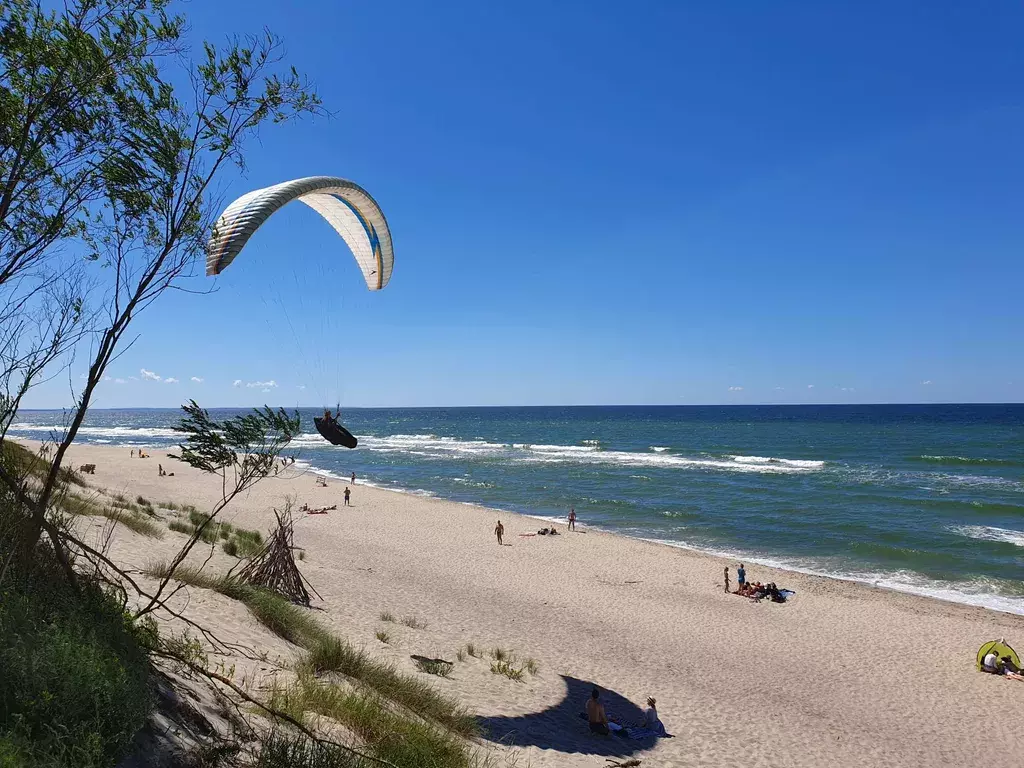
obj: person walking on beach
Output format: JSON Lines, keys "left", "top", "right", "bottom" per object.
{"left": 495, "top": 519, "right": 504, "bottom": 545}
{"left": 737, "top": 563, "right": 746, "bottom": 589}
{"left": 351, "top": 471, "right": 356, "bottom": 484}
{"left": 130, "top": 449, "right": 135, "bottom": 458}
{"left": 568, "top": 507, "right": 576, "bottom": 531}
{"left": 724, "top": 566, "right": 730, "bottom": 593}
{"left": 343, "top": 486, "right": 351, "bottom": 506}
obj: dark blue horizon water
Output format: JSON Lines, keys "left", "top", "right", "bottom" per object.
{"left": 9, "top": 404, "right": 1024, "bottom": 613}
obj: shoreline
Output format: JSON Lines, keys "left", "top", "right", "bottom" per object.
{"left": 14, "top": 438, "right": 1024, "bottom": 767}
{"left": 17, "top": 437, "right": 1024, "bottom": 617}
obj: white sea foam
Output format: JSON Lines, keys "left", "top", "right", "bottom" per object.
{"left": 948, "top": 525, "right": 1024, "bottom": 548}
{"left": 8, "top": 423, "right": 180, "bottom": 439}
{"left": 729, "top": 455, "right": 826, "bottom": 469}
{"left": 650, "top": 446, "right": 671, "bottom": 452}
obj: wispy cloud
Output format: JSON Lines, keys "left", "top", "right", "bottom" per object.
{"left": 190, "top": 376, "right": 203, "bottom": 383}
{"left": 140, "top": 368, "right": 161, "bottom": 381}
{"left": 114, "top": 378, "right": 127, "bottom": 384}
{"left": 807, "top": 384, "right": 815, "bottom": 389}
{"left": 922, "top": 380, "right": 933, "bottom": 385}
{"left": 840, "top": 387, "right": 855, "bottom": 392}
{"left": 246, "top": 380, "right": 277, "bottom": 389}
{"left": 164, "top": 377, "right": 179, "bottom": 384}
{"left": 297, "top": 384, "right": 306, "bottom": 391}
{"left": 774, "top": 386, "right": 785, "bottom": 391}
{"left": 232, "top": 379, "right": 242, "bottom": 387}
{"left": 728, "top": 386, "right": 744, "bottom": 392}
{"left": 102, "top": 375, "right": 112, "bottom": 382}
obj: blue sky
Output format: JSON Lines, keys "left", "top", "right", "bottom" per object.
{"left": 26, "top": 0, "right": 1024, "bottom": 408}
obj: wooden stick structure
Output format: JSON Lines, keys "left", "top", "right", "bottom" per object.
{"left": 237, "top": 508, "right": 321, "bottom": 606}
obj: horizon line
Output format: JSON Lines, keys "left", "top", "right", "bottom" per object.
{"left": 14, "top": 401, "right": 1024, "bottom": 411}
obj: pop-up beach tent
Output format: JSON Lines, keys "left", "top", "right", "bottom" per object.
{"left": 977, "top": 639, "right": 1020, "bottom": 671}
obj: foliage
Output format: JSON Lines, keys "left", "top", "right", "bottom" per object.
{"left": 379, "top": 611, "right": 395, "bottom": 623}
{"left": 489, "top": 660, "right": 525, "bottom": 682}
{"left": 375, "top": 629, "right": 391, "bottom": 644}
{"left": 401, "top": 616, "right": 426, "bottom": 630}
{"left": 0, "top": 543, "right": 152, "bottom": 767}
{"left": 254, "top": 731, "right": 368, "bottom": 768}
{"left": 268, "top": 675, "right": 472, "bottom": 768}
{"left": 415, "top": 658, "right": 454, "bottom": 679}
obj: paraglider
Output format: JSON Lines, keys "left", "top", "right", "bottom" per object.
{"left": 207, "top": 176, "right": 394, "bottom": 447}
{"left": 206, "top": 176, "right": 394, "bottom": 288}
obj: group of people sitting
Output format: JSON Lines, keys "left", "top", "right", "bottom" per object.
{"left": 585, "top": 687, "right": 667, "bottom": 738}
{"left": 982, "top": 650, "right": 1024, "bottom": 681}
{"left": 737, "top": 581, "right": 787, "bottom": 602}
{"left": 537, "top": 526, "right": 560, "bottom": 536}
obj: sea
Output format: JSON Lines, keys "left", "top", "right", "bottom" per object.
{"left": 8, "top": 404, "right": 1024, "bottom": 615}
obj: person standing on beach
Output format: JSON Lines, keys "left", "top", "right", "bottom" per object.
{"left": 568, "top": 507, "right": 576, "bottom": 531}
{"left": 343, "top": 486, "right": 351, "bottom": 506}
{"left": 351, "top": 471, "right": 356, "bottom": 484}
{"left": 737, "top": 563, "right": 746, "bottom": 588}
{"left": 724, "top": 566, "right": 730, "bottom": 593}
{"left": 495, "top": 519, "right": 504, "bottom": 545}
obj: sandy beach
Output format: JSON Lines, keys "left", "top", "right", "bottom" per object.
{"left": 32, "top": 439, "right": 1024, "bottom": 768}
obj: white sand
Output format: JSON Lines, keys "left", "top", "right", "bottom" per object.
{"left": 34, "top": 441, "right": 1024, "bottom": 767}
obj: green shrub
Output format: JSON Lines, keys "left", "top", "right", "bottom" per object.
{"left": 0, "top": 560, "right": 152, "bottom": 767}
{"left": 414, "top": 658, "right": 453, "bottom": 678}
{"left": 168, "top": 520, "right": 192, "bottom": 535}
{"left": 375, "top": 629, "right": 391, "bottom": 644}
{"left": 222, "top": 539, "right": 239, "bottom": 557}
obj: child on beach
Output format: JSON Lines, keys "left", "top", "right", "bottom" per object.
{"left": 495, "top": 519, "right": 504, "bottom": 545}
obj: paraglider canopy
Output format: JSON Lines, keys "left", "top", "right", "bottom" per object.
{"left": 206, "top": 175, "right": 394, "bottom": 290}
{"left": 977, "top": 639, "right": 1020, "bottom": 671}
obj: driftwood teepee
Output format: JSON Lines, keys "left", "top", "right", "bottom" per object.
{"left": 237, "top": 508, "right": 320, "bottom": 606}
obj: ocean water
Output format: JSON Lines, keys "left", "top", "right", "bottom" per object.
{"left": 9, "top": 404, "right": 1024, "bottom": 614}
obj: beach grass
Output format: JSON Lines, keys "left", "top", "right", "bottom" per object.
{"left": 375, "top": 629, "right": 391, "bottom": 644}
{"left": 489, "top": 659, "right": 525, "bottom": 682}
{"left": 415, "top": 658, "right": 454, "bottom": 678}
{"left": 464, "top": 642, "right": 477, "bottom": 658}
{"left": 58, "top": 490, "right": 163, "bottom": 538}
{"left": 254, "top": 731, "right": 365, "bottom": 768}
{"left": 267, "top": 675, "right": 472, "bottom": 768}
{"left": 379, "top": 611, "right": 395, "bottom": 623}
{"left": 145, "top": 562, "right": 477, "bottom": 738}
{"left": 400, "top": 615, "right": 426, "bottom": 630}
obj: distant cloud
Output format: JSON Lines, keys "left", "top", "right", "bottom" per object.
{"left": 232, "top": 379, "right": 242, "bottom": 387}
{"left": 807, "top": 384, "right": 815, "bottom": 389}
{"left": 114, "top": 378, "right": 127, "bottom": 384}
{"left": 728, "top": 386, "right": 744, "bottom": 392}
{"left": 164, "top": 377, "right": 179, "bottom": 384}
{"left": 774, "top": 386, "right": 785, "bottom": 391}
{"left": 246, "top": 380, "right": 277, "bottom": 389}
{"left": 922, "top": 380, "right": 933, "bottom": 385}
{"left": 140, "top": 368, "right": 161, "bottom": 381}
{"left": 129, "top": 376, "right": 138, "bottom": 381}
{"left": 297, "top": 385, "right": 306, "bottom": 391}
{"left": 840, "top": 387, "right": 855, "bottom": 392}
{"left": 261, "top": 388, "right": 272, "bottom": 393}
{"left": 190, "top": 376, "right": 203, "bottom": 383}
{"left": 102, "top": 375, "right": 112, "bottom": 382}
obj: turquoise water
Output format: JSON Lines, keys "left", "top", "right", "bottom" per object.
{"left": 10, "top": 404, "right": 1024, "bottom": 613}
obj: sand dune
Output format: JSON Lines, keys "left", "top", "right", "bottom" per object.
{"left": 33, "top": 440, "right": 1024, "bottom": 767}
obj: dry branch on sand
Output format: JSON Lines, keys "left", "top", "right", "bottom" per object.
{"left": 236, "top": 508, "right": 320, "bottom": 606}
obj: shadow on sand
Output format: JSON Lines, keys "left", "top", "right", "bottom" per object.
{"left": 478, "top": 675, "right": 655, "bottom": 757}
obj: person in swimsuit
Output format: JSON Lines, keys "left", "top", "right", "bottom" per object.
{"left": 586, "top": 688, "right": 609, "bottom": 735}
{"left": 568, "top": 507, "right": 576, "bottom": 531}
{"left": 724, "top": 566, "right": 730, "bottom": 593}
{"left": 495, "top": 519, "right": 504, "bottom": 545}
{"left": 344, "top": 486, "right": 351, "bottom": 506}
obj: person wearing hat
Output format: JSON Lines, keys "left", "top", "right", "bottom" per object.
{"left": 642, "top": 696, "right": 662, "bottom": 733}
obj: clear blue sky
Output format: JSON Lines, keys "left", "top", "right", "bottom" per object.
{"left": 26, "top": 0, "right": 1024, "bottom": 408}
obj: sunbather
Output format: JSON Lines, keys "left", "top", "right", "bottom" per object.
{"left": 586, "top": 688, "right": 610, "bottom": 735}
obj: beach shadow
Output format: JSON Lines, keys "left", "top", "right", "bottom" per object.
{"left": 478, "top": 675, "right": 651, "bottom": 757}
